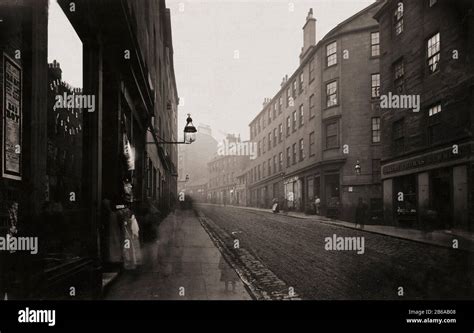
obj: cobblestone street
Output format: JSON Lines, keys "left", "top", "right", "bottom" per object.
{"left": 196, "top": 204, "right": 474, "bottom": 300}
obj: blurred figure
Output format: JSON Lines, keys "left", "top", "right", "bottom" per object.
{"left": 218, "top": 255, "right": 238, "bottom": 293}
{"left": 355, "top": 198, "right": 368, "bottom": 229}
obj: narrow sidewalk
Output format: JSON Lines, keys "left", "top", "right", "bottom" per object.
{"left": 197, "top": 203, "right": 474, "bottom": 252}
{"left": 105, "top": 209, "right": 252, "bottom": 300}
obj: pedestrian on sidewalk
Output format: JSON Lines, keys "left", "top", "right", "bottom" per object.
{"left": 314, "top": 196, "right": 321, "bottom": 215}
{"left": 355, "top": 198, "right": 368, "bottom": 229}
{"left": 218, "top": 255, "right": 238, "bottom": 293}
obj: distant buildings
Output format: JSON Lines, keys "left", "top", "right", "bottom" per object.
{"left": 208, "top": 134, "right": 251, "bottom": 205}
{"left": 375, "top": 0, "right": 474, "bottom": 231}
{"left": 178, "top": 124, "right": 218, "bottom": 196}
{"left": 246, "top": 2, "right": 385, "bottom": 222}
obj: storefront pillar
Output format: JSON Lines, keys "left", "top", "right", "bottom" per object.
{"left": 382, "top": 178, "right": 393, "bottom": 226}
{"left": 453, "top": 165, "right": 468, "bottom": 230}
{"left": 417, "top": 172, "right": 429, "bottom": 229}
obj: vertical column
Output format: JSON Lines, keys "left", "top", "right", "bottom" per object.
{"left": 382, "top": 178, "right": 393, "bottom": 226}
{"left": 417, "top": 172, "right": 429, "bottom": 229}
{"left": 453, "top": 165, "right": 468, "bottom": 230}
{"left": 82, "top": 37, "right": 103, "bottom": 298}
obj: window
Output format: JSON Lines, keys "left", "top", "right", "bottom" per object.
{"left": 258, "top": 141, "right": 261, "bottom": 156}
{"left": 287, "top": 87, "right": 291, "bottom": 107}
{"left": 268, "top": 133, "right": 272, "bottom": 150}
{"left": 427, "top": 32, "right": 440, "bottom": 74}
{"left": 279, "top": 152, "right": 283, "bottom": 171}
{"left": 292, "top": 81, "right": 297, "bottom": 98}
{"left": 273, "top": 128, "right": 277, "bottom": 147}
{"left": 299, "top": 105, "right": 304, "bottom": 127}
{"left": 326, "top": 41, "right": 337, "bottom": 67}
{"left": 286, "top": 116, "right": 291, "bottom": 136}
{"left": 273, "top": 103, "right": 277, "bottom": 119}
{"left": 309, "top": 58, "right": 315, "bottom": 82}
{"left": 262, "top": 162, "right": 266, "bottom": 178}
{"left": 429, "top": 103, "right": 441, "bottom": 116}
{"left": 279, "top": 97, "right": 283, "bottom": 113}
{"left": 299, "top": 72, "right": 304, "bottom": 94}
{"left": 393, "top": 59, "right": 405, "bottom": 93}
{"left": 258, "top": 164, "right": 261, "bottom": 180}
{"left": 309, "top": 94, "right": 315, "bottom": 118}
{"left": 372, "top": 117, "right": 381, "bottom": 143}
{"left": 268, "top": 158, "right": 272, "bottom": 175}
{"left": 268, "top": 109, "right": 271, "bottom": 123}
{"left": 286, "top": 147, "right": 291, "bottom": 167}
{"left": 325, "top": 121, "right": 339, "bottom": 149}
{"left": 292, "top": 111, "right": 297, "bottom": 132}
{"left": 371, "top": 73, "right": 380, "bottom": 98}
{"left": 292, "top": 143, "right": 297, "bottom": 165}
{"left": 326, "top": 81, "right": 338, "bottom": 107}
{"left": 279, "top": 124, "right": 283, "bottom": 142}
{"left": 394, "top": 2, "right": 404, "bottom": 35}
{"left": 392, "top": 118, "right": 405, "bottom": 153}
{"left": 263, "top": 137, "right": 266, "bottom": 153}
{"left": 309, "top": 132, "right": 315, "bottom": 156}
{"left": 371, "top": 32, "right": 380, "bottom": 57}
{"left": 273, "top": 156, "right": 277, "bottom": 174}
{"left": 428, "top": 103, "right": 442, "bottom": 144}
{"left": 299, "top": 139, "right": 305, "bottom": 161}
{"left": 372, "top": 159, "right": 381, "bottom": 183}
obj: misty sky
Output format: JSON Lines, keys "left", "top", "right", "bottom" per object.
{"left": 48, "top": 0, "right": 375, "bottom": 141}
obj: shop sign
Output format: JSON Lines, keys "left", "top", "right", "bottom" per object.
{"left": 284, "top": 176, "right": 299, "bottom": 185}
{"left": 2, "top": 54, "right": 22, "bottom": 180}
{"left": 383, "top": 146, "right": 467, "bottom": 175}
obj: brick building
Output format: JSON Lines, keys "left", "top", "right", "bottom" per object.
{"left": 247, "top": 2, "right": 384, "bottom": 222}
{"left": 208, "top": 134, "right": 250, "bottom": 205}
{"left": 375, "top": 0, "right": 474, "bottom": 231}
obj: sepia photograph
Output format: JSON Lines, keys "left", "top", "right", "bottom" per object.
{"left": 0, "top": 0, "right": 473, "bottom": 328}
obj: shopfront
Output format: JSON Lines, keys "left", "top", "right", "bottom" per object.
{"left": 382, "top": 144, "right": 472, "bottom": 231}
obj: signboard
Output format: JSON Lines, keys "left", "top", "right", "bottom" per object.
{"left": 2, "top": 54, "right": 22, "bottom": 180}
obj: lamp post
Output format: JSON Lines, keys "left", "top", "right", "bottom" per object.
{"left": 354, "top": 160, "right": 362, "bottom": 175}
{"left": 147, "top": 114, "right": 197, "bottom": 145}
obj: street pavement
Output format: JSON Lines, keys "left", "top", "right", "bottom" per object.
{"left": 105, "top": 210, "right": 251, "bottom": 300}
{"left": 196, "top": 204, "right": 473, "bottom": 300}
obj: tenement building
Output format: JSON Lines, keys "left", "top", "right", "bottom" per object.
{"left": 375, "top": 0, "right": 474, "bottom": 231}
{"left": 208, "top": 134, "right": 250, "bottom": 205}
{"left": 247, "top": 2, "right": 385, "bottom": 222}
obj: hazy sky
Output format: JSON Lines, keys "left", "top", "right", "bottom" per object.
{"left": 168, "top": 0, "right": 375, "bottom": 141}
{"left": 48, "top": 0, "right": 83, "bottom": 88}
{"left": 48, "top": 0, "right": 375, "bottom": 141}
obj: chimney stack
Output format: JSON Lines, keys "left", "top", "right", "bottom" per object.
{"left": 300, "top": 8, "right": 316, "bottom": 63}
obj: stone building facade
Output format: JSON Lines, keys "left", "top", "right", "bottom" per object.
{"left": 247, "top": 2, "right": 385, "bottom": 222}
{"left": 375, "top": 0, "right": 474, "bottom": 231}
